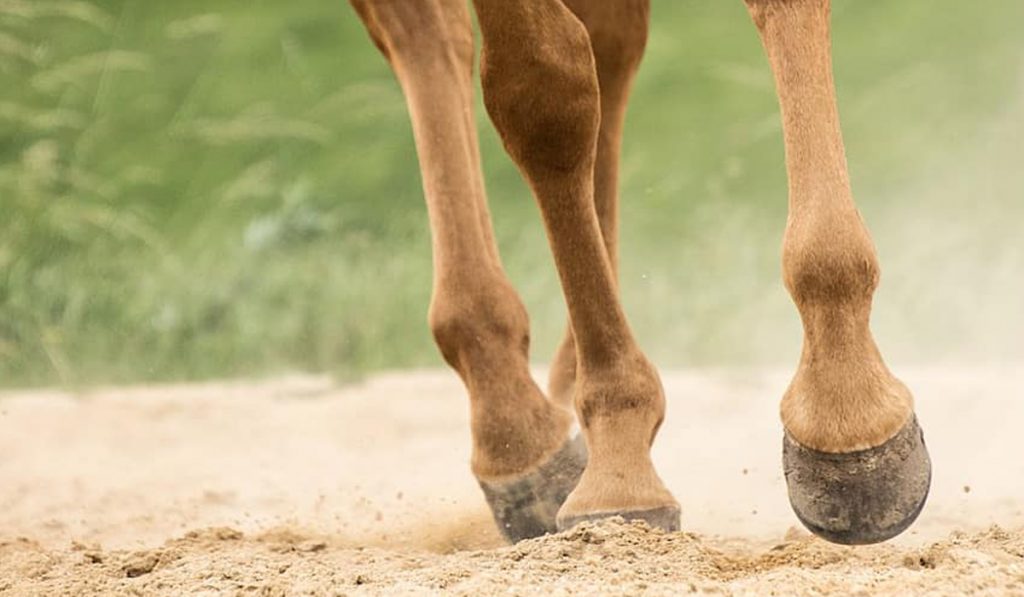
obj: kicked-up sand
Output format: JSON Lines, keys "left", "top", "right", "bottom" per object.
{"left": 0, "top": 366, "right": 1022, "bottom": 595}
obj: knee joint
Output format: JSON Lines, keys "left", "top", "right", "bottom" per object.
{"left": 479, "top": 29, "right": 599, "bottom": 173}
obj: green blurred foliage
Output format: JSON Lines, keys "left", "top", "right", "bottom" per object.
{"left": 1, "top": 0, "right": 1022, "bottom": 387}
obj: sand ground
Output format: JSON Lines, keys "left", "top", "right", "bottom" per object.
{"left": 0, "top": 366, "right": 1022, "bottom": 595}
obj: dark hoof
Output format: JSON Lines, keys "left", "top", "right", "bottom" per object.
{"left": 557, "top": 505, "right": 681, "bottom": 533}
{"left": 478, "top": 435, "right": 587, "bottom": 543}
{"left": 783, "top": 415, "right": 932, "bottom": 545}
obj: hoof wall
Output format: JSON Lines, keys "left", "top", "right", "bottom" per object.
{"left": 784, "top": 415, "right": 932, "bottom": 545}
{"left": 478, "top": 435, "right": 587, "bottom": 543}
{"left": 557, "top": 505, "right": 681, "bottom": 534}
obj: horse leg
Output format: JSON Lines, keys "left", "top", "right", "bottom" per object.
{"left": 473, "top": 0, "right": 680, "bottom": 531}
{"left": 745, "top": 0, "right": 931, "bottom": 544}
{"left": 548, "top": 0, "right": 651, "bottom": 410}
{"left": 350, "top": 0, "right": 584, "bottom": 542}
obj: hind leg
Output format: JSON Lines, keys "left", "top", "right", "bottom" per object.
{"left": 745, "top": 0, "right": 931, "bottom": 544}
{"left": 350, "top": 0, "right": 584, "bottom": 542}
{"left": 473, "top": 0, "right": 679, "bottom": 532}
{"left": 548, "top": 0, "right": 650, "bottom": 410}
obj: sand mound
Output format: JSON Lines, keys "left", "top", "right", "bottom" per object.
{"left": 1, "top": 368, "right": 1022, "bottom": 594}
{"left": 2, "top": 519, "right": 1022, "bottom": 595}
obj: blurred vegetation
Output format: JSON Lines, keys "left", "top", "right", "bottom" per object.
{"left": 1, "top": 1, "right": 1022, "bottom": 387}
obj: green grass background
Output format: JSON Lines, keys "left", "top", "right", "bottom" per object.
{"left": 1, "top": 1, "right": 1022, "bottom": 387}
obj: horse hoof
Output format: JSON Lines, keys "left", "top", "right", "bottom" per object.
{"left": 783, "top": 415, "right": 931, "bottom": 545}
{"left": 478, "top": 435, "right": 587, "bottom": 543}
{"left": 556, "top": 504, "right": 681, "bottom": 533}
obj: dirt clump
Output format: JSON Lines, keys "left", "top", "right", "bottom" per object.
{"left": 1, "top": 370, "right": 1022, "bottom": 594}
{"left": 0, "top": 519, "right": 1021, "bottom": 595}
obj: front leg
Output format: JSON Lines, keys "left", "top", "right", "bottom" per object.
{"left": 472, "top": 0, "right": 680, "bottom": 532}
{"left": 746, "top": 0, "right": 931, "bottom": 544}
{"left": 350, "top": 0, "right": 582, "bottom": 543}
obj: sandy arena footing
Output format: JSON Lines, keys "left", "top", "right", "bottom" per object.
{"left": 1, "top": 366, "right": 1021, "bottom": 595}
